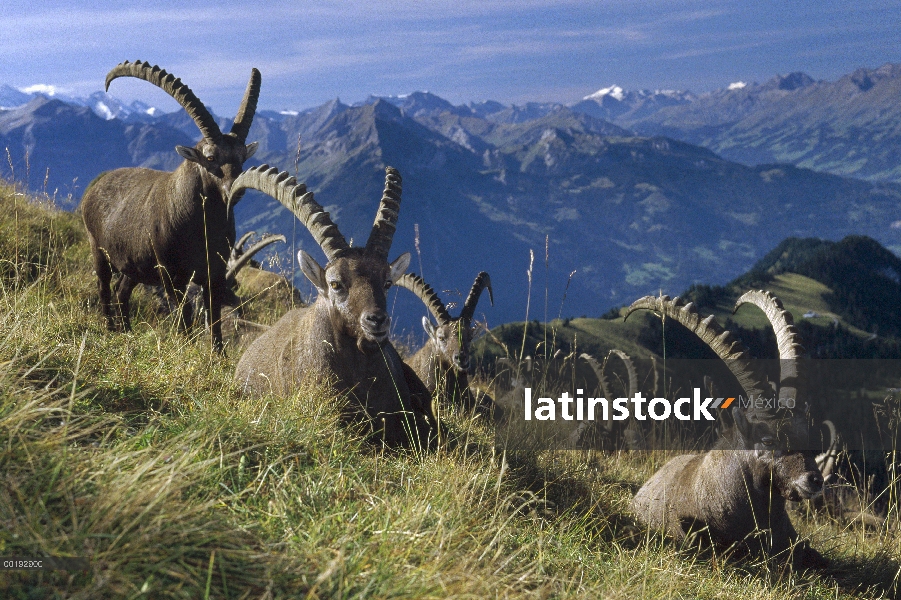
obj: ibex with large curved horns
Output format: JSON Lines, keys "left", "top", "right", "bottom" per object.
{"left": 232, "top": 165, "right": 439, "bottom": 449}
{"left": 627, "top": 293, "right": 827, "bottom": 569}
{"left": 568, "top": 350, "right": 645, "bottom": 449}
{"left": 81, "top": 60, "right": 261, "bottom": 350}
{"left": 153, "top": 231, "right": 289, "bottom": 327}
{"left": 397, "top": 271, "right": 493, "bottom": 412}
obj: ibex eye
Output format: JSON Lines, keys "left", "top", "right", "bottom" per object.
{"left": 761, "top": 436, "right": 776, "bottom": 447}
{"left": 329, "top": 281, "right": 342, "bottom": 291}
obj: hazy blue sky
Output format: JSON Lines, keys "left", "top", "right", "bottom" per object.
{"left": 2, "top": 0, "right": 898, "bottom": 114}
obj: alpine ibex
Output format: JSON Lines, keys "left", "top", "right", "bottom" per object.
{"left": 232, "top": 165, "right": 439, "bottom": 449}
{"left": 627, "top": 292, "right": 828, "bottom": 569}
{"left": 81, "top": 60, "right": 261, "bottom": 350}
{"left": 396, "top": 271, "right": 493, "bottom": 413}
{"left": 491, "top": 356, "right": 534, "bottom": 425}
{"left": 569, "top": 350, "right": 644, "bottom": 449}
{"left": 152, "top": 231, "right": 290, "bottom": 328}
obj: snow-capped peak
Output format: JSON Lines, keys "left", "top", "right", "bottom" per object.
{"left": 585, "top": 85, "right": 625, "bottom": 101}
{"left": 93, "top": 101, "right": 115, "bottom": 120}
{"left": 727, "top": 81, "right": 747, "bottom": 90}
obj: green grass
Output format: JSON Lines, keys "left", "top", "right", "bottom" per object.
{"left": 0, "top": 179, "right": 899, "bottom": 598}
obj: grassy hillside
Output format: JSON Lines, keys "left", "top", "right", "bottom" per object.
{"left": 1, "top": 180, "right": 900, "bottom": 598}
{"left": 476, "top": 234, "right": 901, "bottom": 365}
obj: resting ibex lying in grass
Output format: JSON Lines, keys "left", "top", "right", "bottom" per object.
{"left": 152, "top": 231, "right": 291, "bottom": 331}
{"left": 232, "top": 165, "right": 438, "bottom": 448}
{"left": 228, "top": 231, "right": 303, "bottom": 309}
{"left": 627, "top": 292, "right": 828, "bottom": 569}
{"left": 396, "top": 271, "right": 493, "bottom": 413}
{"left": 81, "top": 60, "right": 260, "bottom": 351}
{"left": 569, "top": 350, "right": 645, "bottom": 449}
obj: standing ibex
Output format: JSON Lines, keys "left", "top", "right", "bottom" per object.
{"left": 396, "top": 271, "right": 493, "bottom": 413}
{"left": 81, "top": 60, "right": 260, "bottom": 350}
{"left": 627, "top": 292, "right": 828, "bottom": 569}
{"left": 232, "top": 165, "right": 439, "bottom": 449}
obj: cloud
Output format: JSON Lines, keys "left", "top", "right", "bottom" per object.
{"left": 20, "top": 84, "right": 63, "bottom": 95}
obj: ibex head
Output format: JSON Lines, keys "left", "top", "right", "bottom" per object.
{"left": 727, "top": 406, "right": 823, "bottom": 501}
{"left": 106, "top": 60, "right": 260, "bottom": 196}
{"left": 397, "top": 272, "right": 493, "bottom": 372}
{"left": 231, "top": 165, "right": 410, "bottom": 353}
{"left": 730, "top": 290, "right": 823, "bottom": 501}
{"left": 300, "top": 248, "right": 410, "bottom": 352}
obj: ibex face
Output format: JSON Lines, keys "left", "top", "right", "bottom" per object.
{"left": 423, "top": 319, "right": 471, "bottom": 372}
{"left": 300, "top": 249, "right": 411, "bottom": 353}
{"left": 398, "top": 271, "right": 493, "bottom": 381}
{"left": 731, "top": 408, "right": 823, "bottom": 502}
{"left": 177, "top": 136, "right": 258, "bottom": 197}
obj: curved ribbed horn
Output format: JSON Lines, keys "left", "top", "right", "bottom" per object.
{"left": 816, "top": 420, "right": 838, "bottom": 481}
{"left": 610, "top": 349, "right": 644, "bottom": 449}
{"left": 227, "top": 230, "right": 256, "bottom": 277}
{"left": 231, "top": 165, "right": 349, "bottom": 261}
{"left": 460, "top": 272, "right": 493, "bottom": 323}
{"left": 570, "top": 352, "right": 614, "bottom": 445}
{"left": 733, "top": 290, "right": 803, "bottom": 406}
{"left": 580, "top": 353, "right": 612, "bottom": 400}
{"left": 233, "top": 231, "right": 256, "bottom": 256}
{"left": 396, "top": 273, "right": 452, "bottom": 325}
{"left": 609, "top": 349, "right": 637, "bottom": 398}
{"left": 230, "top": 68, "right": 261, "bottom": 143}
{"left": 625, "top": 295, "right": 767, "bottom": 400}
{"left": 226, "top": 233, "right": 286, "bottom": 284}
{"left": 365, "top": 167, "right": 402, "bottom": 259}
{"left": 106, "top": 60, "right": 221, "bottom": 142}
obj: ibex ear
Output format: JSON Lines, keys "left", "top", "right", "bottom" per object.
{"left": 299, "top": 250, "right": 327, "bottom": 294}
{"left": 388, "top": 252, "right": 411, "bottom": 283}
{"left": 422, "top": 316, "right": 438, "bottom": 342}
{"left": 245, "top": 141, "right": 259, "bottom": 159}
{"left": 176, "top": 145, "right": 204, "bottom": 164}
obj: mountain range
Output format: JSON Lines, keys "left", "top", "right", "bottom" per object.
{"left": 2, "top": 64, "right": 901, "bottom": 324}
{"left": 573, "top": 64, "right": 901, "bottom": 184}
